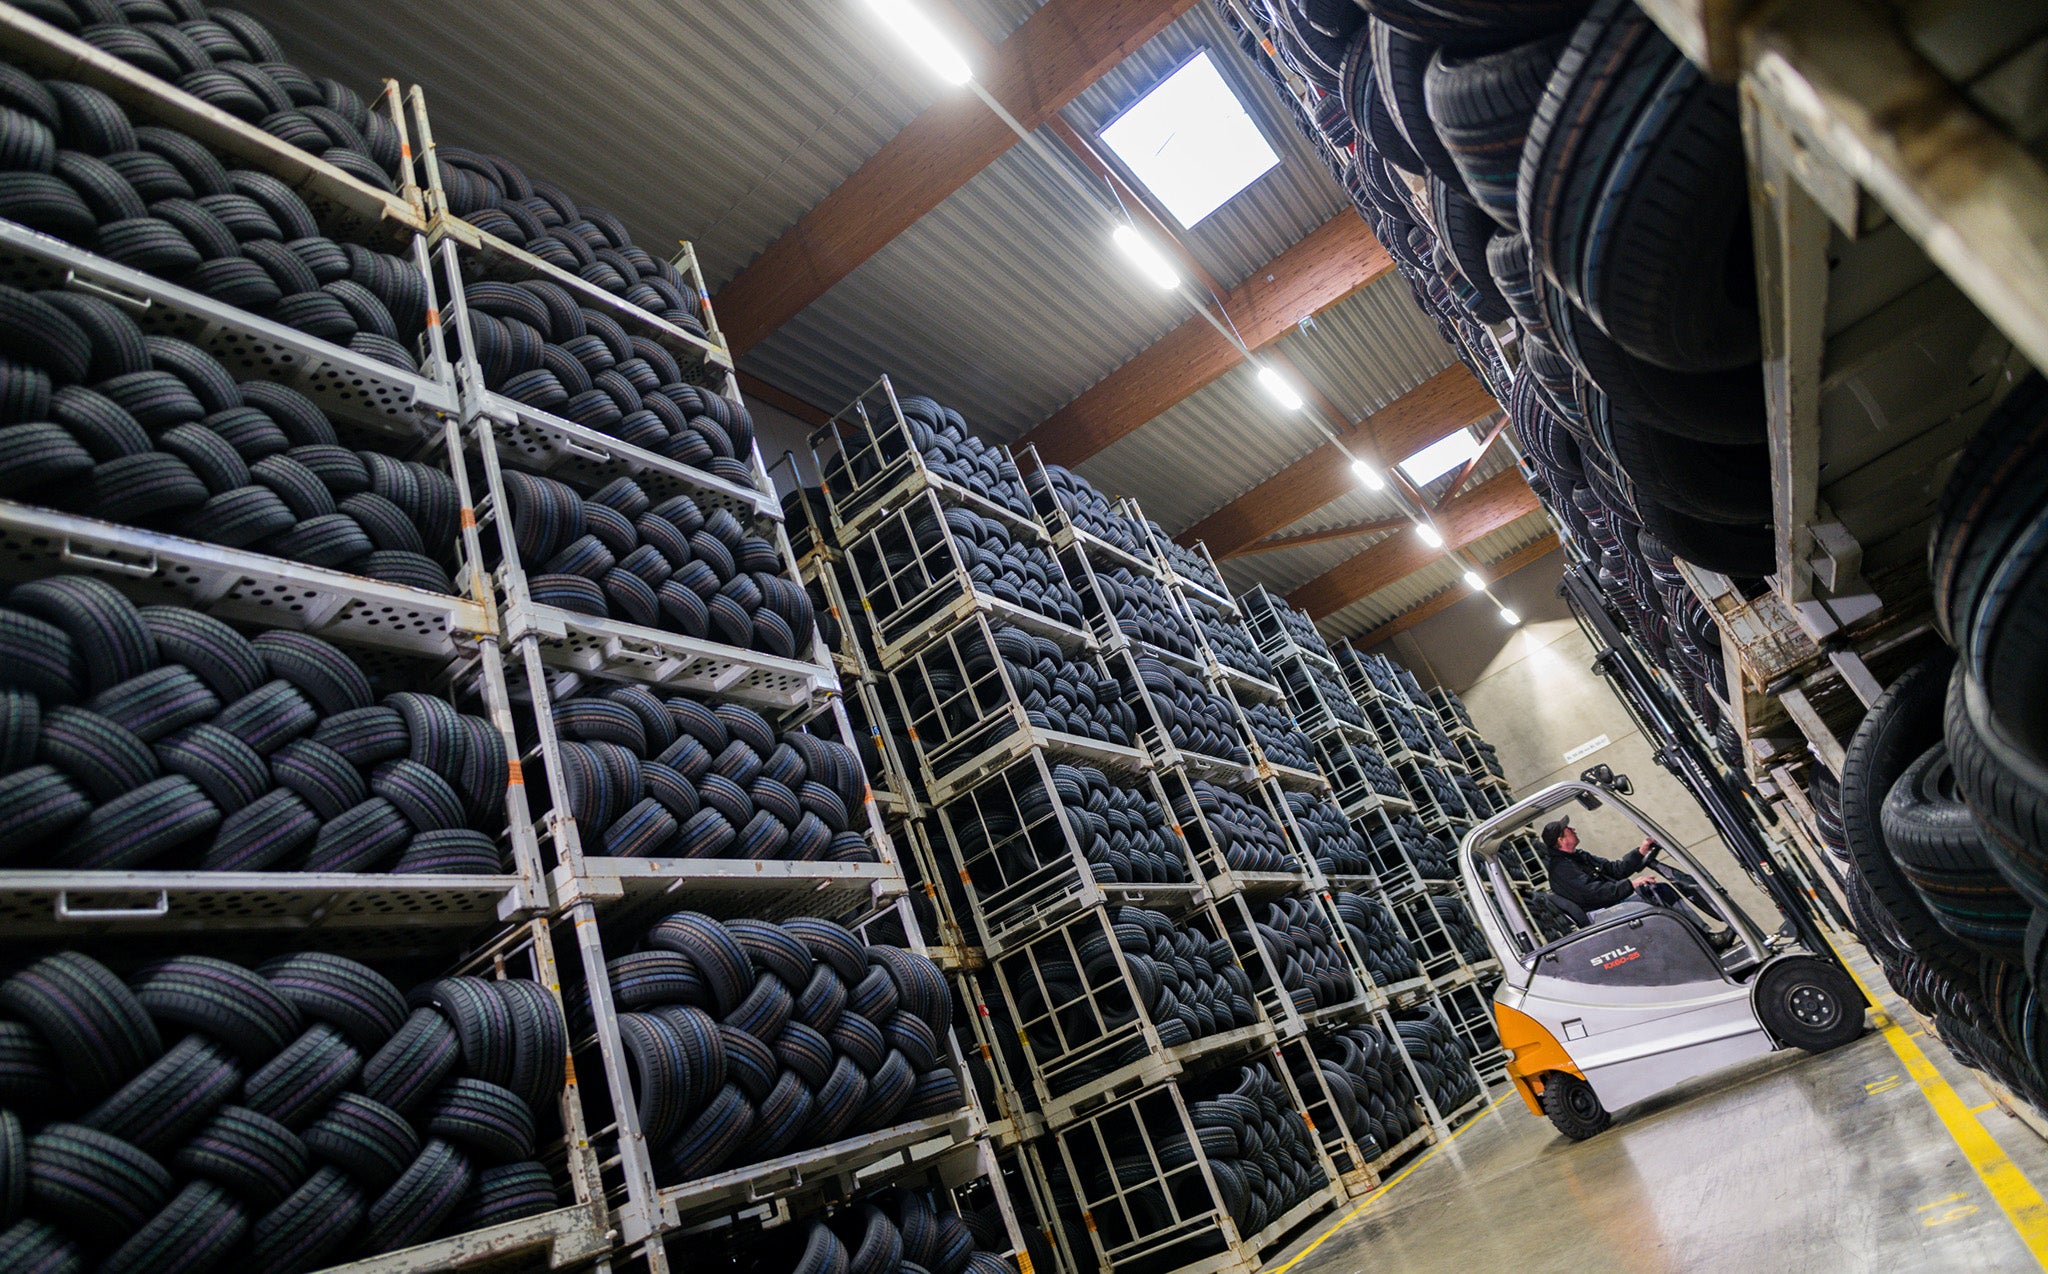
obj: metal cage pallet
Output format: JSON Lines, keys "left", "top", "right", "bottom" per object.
{"left": 1033, "top": 1058, "right": 1342, "bottom": 1274}
{"left": 1239, "top": 585, "right": 1339, "bottom": 673}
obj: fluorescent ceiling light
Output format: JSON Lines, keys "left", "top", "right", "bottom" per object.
{"left": 1113, "top": 224, "right": 1180, "bottom": 290}
{"left": 1398, "top": 427, "right": 1484, "bottom": 486}
{"left": 1499, "top": 606, "right": 1521, "bottom": 625}
{"left": 1350, "top": 458, "right": 1385, "bottom": 491}
{"left": 1414, "top": 523, "right": 1443, "bottom": 548}
{"left": 864, "top": 0, "right": 971, "bottom": 84}
{"left": 1257, "top": 365, "right": 1304, "bottom": 411}
{"left": 1462, "top": 570, "right": 1484, "bottom": 589}
{"left": 1100, "top": 51, "right": 1280, "bottom": 227}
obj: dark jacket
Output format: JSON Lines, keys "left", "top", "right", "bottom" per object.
{"left": 1544, "top": 844, "right": 1649, "bottom": 911}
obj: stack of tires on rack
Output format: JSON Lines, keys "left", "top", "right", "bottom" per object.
{"left": 410, "top": 88, "right": 1024, "bottom": 1274}
{"left": 1835, "top": 376, "right": 2048, "bottom": 1114}
{"left": 1234, "top": 0, "right": 1762, "bottom": 747}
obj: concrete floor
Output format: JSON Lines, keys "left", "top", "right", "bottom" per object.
{"left": 1274, "top": 950, "right": 2048, "bottom": 1273}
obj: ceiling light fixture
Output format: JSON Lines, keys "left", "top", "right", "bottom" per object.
{"left": 1112, "top": 224, "right": 1181, "bottom": 290}
{"left": 1350, "top": 457, "right": 1385, "bottom": 491}
{"left": 1257, "top": 365, "right": 1304, "bottom": 411}
{"left": 1499, "top": 606, "right": 1521, "bottom": 625}
{"left": 1414, "top": 522, "right": 1443, "bottom": 548}
{"left": 1462, "top": 569, "right": 1483, "bottom": 589}
{"left": 864, "top": 0, "right": 972, "bottom": 84}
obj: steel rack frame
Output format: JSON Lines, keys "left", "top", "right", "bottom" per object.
{"left": 1012, "top": 453, "right": 1164, "bottom": 589}
{"left": 1314, "top": 731, "right": 1416, "bottom": 817}
{"left": 839, "top": 483, "right": 1093, "bottom": 672}
{"left": 928, "top": 747, "right": 1205, "bottom": 957}
{"left": 1039, "top": 1057, "right": 1341, "bottom": 1274}
{"left": 1392, "top": 997, "right": 1495, "bottom": 1135}
{"left": 1239, "top": 585, "right": 1339, "bottom": 672}
{"left": 1152, "top": 765, "right": 1315, "bottom": 902}
{"left": 986, "top": 899, "right": 1277, "bottom": 1127}
{"left": 1388, "top": 888, "right": 1468, "bottom": 988}
{"left": 0, "top": 6, "right": 423, "bottom": 243}
{"left": 810, "top": 376, "right": 1041, "bottom": 546}
{"left": 950, "top": 962, "right": 1047, "bottom": 1150}
{"left": 884, "top": 609, "right": 1149, "bottom": 806}
{"left": 1275, "top": 1024, "right": 1439, "bottom": 1201}
{"left": 1127, "top": 497, "right": 1237, "bottom": 619}
{"left": 1208, "top": 886, "right": 1382, "bottom": 1040}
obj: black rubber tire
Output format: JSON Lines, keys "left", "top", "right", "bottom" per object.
{"left": 0, "top": 951, "right": 162, "bottom": 1102}
{"left": 361, "top": 1008, "right": 461, "bottom": 1116}
{"left": 40, "top": 290, "right": 150, "bottom": 380}
{"left": 0, "top": 1217, "right": 79, "bottom": 1274}
{"left": 1603, "top": 411, "right": 1769, "bottom": 523}
{"left": 99, "top": 1178, "right": 247, "bottom": 1274}
{"left": 57, "top": 773, "right": 221, "bottom": 869}
{"left": 359, "top": 1139, "right": 471, "bottom": 1256}
{"left": 0, "top": 284, "right": 91, "bottom": 387}
{"left": 425, "top": 1077, "right": 536, "bottom": 1162}
{"left": 1371, "top": 20, "right": 1462, "bottom": 186}
{"left": 301, "top": 1092, "right": 417, "bottom": 1192}
{"left": 1930, "top": 374, "right": 2048, "bottom": 651}
{"left": 412, "top": 976, "right": 519, "bottom": 1089}
{"left": 258, "top": 952, "right": 407, "bottom": 1054}
{"left": 1361, "top": 0, "right": 1588, "bottom": 52}
{"left": 251, "top": 630, "right": 371, "bottom": 716}
{"left": 172, "top": 1105, "right": 307, "bottom": 1210}
{"left": 1424, "top": 29, "right": 1568, "bottom": 230}
{"left": 133, "top": 956, "right": 303, "bottom": 1064}
{"left": 1632, "top": 497, "right": 1773, "bottom": 578}
{"left": 1947, "top": 666, "right": 2048, "bottom": 912}
{"left": 491, "top": 979, "right": 566, "bottom": 1113}
{"left": 1426, "top": 176, "right": 1508, "bottom": 321}
{"left": 80, "top": 1034, "right": 242, "bottom": 1157}
{"left": 1520, "top": 0, "right": 1756, "bottom": 372}
{"left": 247, "top": 1165, "right": 361, "bottom": 1274}
{"left": 25, "top": 1122, "right": 170, "bottom": 1237}
{"left": 1754, "top": 955, "right": 1866, "bottom": 1052}
{"left": 1842, "top": 652, "right": 1978, "bottom": 973}
{"left": 457, "top": 1161, "right": 557, "bottom": 1229}
{"left": 240, "top": 1024, "right": 360, "bottom": 1130}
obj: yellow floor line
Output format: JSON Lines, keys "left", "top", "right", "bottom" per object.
{"left": 1832, "top": 944, "right": 2048, "bottom": 1266}
{"left": 1266, "top": 1093, "right": 1513, "bottom": 1274}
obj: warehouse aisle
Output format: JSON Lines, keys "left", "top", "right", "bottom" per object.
{"left": 1275, "top": 949, "right": 2048, "bottom": 1273}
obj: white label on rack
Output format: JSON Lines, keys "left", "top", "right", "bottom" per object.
{"left": 1563, "top": 734, "right": 1611, "bottom": 764}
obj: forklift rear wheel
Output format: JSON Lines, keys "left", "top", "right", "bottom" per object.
{"left": 1756, "top": 956, "right": 1867, "bottom": 1053}
{"left": 1539, "top": 1072, "right": 1611, "bottom": 1140}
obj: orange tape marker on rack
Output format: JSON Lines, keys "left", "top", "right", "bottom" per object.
{"left": 460, "top": 507, "right": 476, "bottom": 529}
{"left": 505, "top": 759, "right": 524, "bottom": 786}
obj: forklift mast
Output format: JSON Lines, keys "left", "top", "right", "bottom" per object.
{"left": 1556, "top": 563, "right": 1836, "bottom": 963}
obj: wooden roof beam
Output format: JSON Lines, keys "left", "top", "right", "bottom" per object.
{"left": 1285, "top": 468, "right": 1540, "bottom": 620}
{"left": 1220, "top": 517, "right": 1408, "bottom": 559}
{"left": 1179, "top": 363, "right": 1498, "bottom": 559}
{"left": 1015, "top": 211, "right": 1392, "bottom": 468}
{"left": 713, "top": 0, "right": 1197, "bottom": 356}
{"left": 1346, "top": 533, "right": 1560, "bottom": 646}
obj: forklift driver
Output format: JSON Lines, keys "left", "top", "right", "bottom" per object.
{"left": 1541, "top": 817, "right": 1736, "bottom": 951}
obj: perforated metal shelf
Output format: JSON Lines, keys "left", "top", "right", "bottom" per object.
{"left": 506, "top": 597, "right": 837, "bottom": 713}
{"left": 0, "top": 872, "right": 522, "bottom": 941}
{"left": 0, "top": 504, "right": 489, "bottom": 658}
{"left": 0, "top": 222, "right": 453, "bottom": 435}
{"left": 478, "top": 390, "right": 777, "bottom": 523}
{"left": 549, "top": 857, "right": 905, "bottom": 924}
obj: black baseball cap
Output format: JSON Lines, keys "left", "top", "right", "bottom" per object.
{"left": 1541, "top": 817, "right": 1572, "bottom": 850}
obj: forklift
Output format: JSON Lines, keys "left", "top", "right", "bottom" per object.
{"left": 1459, "top": 777, "right": 1865, "bottom": 1139}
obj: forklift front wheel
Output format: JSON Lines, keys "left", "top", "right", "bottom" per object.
{"left": 1755, "top": 956, "right": 1867, "bottom": 1053}
{"left": 1538, "top": 1071, "right": 1611, "bottom": 1141}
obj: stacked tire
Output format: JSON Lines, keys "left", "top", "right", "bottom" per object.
{"left": 1094, "top": 566, "right": 1199, "bottom": 663}
{"left": 1128, "top": 656, "right": 1246, "bottom": 763}
{"left": 1285, "top": 791, "right": 1369, "bottom": 876}
{"left": 1183, "top": 596, "right": 1274, "bottom": 682}
{"left": 1147, "top": 519, "right": 1229, "bottom": 600}
{"left": 464, "top": 282, "right": 760, "bottom": 490}
{"left": 1370, "top": 814, "right": 1454, "bottom": 881}
{"left": 1029, "top": 464, "right": 1147, "bottom": 559}
{"left": 1172, "top": 780, "right": 1295, "bottom": 873}
{"left": 0, "top": 68, "right": 425, "bottom": 371}
{"left": 1009, "top": 905, "right": 1258, "bottom": 1088}
{"left": 1243, "top": 701, "right": 1317, "bottom": 772}
{"left": 747, "top": 1188, "right": 1014, "bottom": 1274}
{"left": 1432, "top": 896, "right": 1489, "bottom": 965}
{"left": 823, "top": 395, "right": 1032, "bottom": 524}
{"left": 1300, "top": 1019, "right": 1423, "bottom": 1155}
{"left": 1396, "top": 1010, "right": 1481, "bottom": 1116}
{"left": 1239, "top": 897, "right": 1359, "bottom": 1014}
{"left": 436, "top": 146, "right": 709, "bottom": 338}
{"left": 0, "top": 948, "right": 567, "bottom": 1272}
{"left": 1334, "top": 891, "right": 1423, "bottom": 987}
{"left": 1177, "top": 1063, "right": 1325, "bottom": 1238}
{"left": 0, "top": 282, "right": 463, "bottom": 591}
{"left": 498, "top": 471, "right": 815, "bottom": 659}
{"left": 538, "top": 682, "right": 875, "bottom": 865}
{"left": 607, "top": 911, "right": 965, "bottom": 1185}
{"left": 993, "top": 760, "right": 1189, "bottom": 886}
{"left": 0, "top": 578, "right": 508, "bottom": 873}
{"left": 870, "top": 501, "right": 1082, "bottom": 631}
{"left": 901, "top": 622, "right": 1134, "bottom": 751}
{"left": 1278, "top": 657, "right": 1367, "bottom": 732}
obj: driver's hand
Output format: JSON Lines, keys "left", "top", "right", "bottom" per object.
{"left": 1640, "top": 838, "right": 1658, "bottom": 857}
{"left": 1631, "top": 873, "right": 1657, "bottom": 886}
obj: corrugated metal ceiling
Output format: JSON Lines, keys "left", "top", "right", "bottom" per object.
{"left": 1318, "top": 509, "right": 1559, "bottom": 641}
{"left": 1075, "top": 274, "right": 1453, "bottom": 532}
